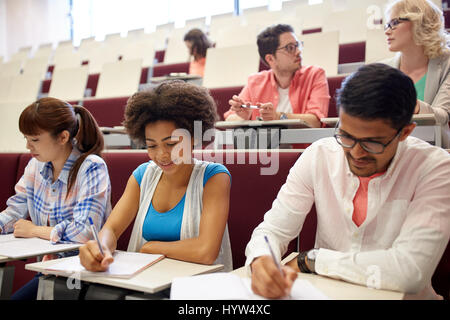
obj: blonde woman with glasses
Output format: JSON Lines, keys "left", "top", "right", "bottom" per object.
{"left": 383, "top": 0, "right": 449, "bottom": 148}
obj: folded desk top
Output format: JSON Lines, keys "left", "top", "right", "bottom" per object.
{"left": 26, "top": 256, "right": 223, "bottom": 294}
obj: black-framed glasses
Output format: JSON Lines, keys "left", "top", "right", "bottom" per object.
{"left": 334, "top": 121, "right": 403, "bottom": 154}
{"left": 276, "top": 41, "right": 303, "bottom": 55}
{"left": 384, "top": 17, "right": 409, "bottom": 31}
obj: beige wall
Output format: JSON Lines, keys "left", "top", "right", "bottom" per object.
{"left": 0, "top": 0, "right": 70, "bottom": 60}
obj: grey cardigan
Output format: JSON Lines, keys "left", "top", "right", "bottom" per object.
{"left": 382, "top": 51, "right": 450, "bottom": 148}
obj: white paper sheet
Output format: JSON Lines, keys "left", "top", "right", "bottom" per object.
{"left": 170, "top": 272, "right": 330, "bottom": 300}
{"left": 47, "top": 251, "right": 164, "bottom": 279}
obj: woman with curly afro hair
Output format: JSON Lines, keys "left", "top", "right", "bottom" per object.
{"left": 79, "top": 80, "right": 233, "bottom": 276}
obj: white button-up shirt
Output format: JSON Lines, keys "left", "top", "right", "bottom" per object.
{"left": 245, "top": 137, "right": 450, "bottom": 299}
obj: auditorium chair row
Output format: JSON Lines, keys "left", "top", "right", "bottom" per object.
{"left": 60, "top": 75, "right": 344, "bottom": 131}
{"left": 0, "top": 150, "right": 448, "bottom": 298}
{"left": 38, "top": 41, "right": 367, "bottom": 98}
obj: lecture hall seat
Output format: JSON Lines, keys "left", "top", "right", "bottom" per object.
{"left": 82, "top": 97, "right": 129, "bottom": 128}
{"left": 209, "top": 86, "right": 244, "bottom": 121}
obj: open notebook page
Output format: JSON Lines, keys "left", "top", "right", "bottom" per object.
{"left": 47, "top": 251, "right": 164, "bottom": 279}
{"left": 170, "top": 272, "right": 330, "bottom": 300}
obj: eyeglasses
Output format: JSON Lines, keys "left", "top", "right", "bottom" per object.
{"left": 334, "top": 122, "right": 403, "bottom": 154}
{"left": 276, "top": 41, "right": 303, "bottom": 55}
{"left": 384, "top": 17, "right": 409, "bottom": 31}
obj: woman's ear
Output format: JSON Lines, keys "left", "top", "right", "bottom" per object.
{"left": 58, "top": 130, "right": 71, "bottom": 145}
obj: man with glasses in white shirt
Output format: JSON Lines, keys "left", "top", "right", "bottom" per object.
{"left": 224, "top": 24, "right": 330, "bottom": 128}
{"left": 245, "top": 63, "right": 450, "bottom": 299}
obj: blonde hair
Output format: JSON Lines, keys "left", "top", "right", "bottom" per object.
{"left": 386, "top": 0, "right": 449, "bottom": 59}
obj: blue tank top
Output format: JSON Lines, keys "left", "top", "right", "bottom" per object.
{"left": 132, "top": 162, "right": 231, "bottom": 242}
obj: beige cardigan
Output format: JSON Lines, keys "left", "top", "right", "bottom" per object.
{"left": 382, "top": 51, "right": 450, "bottom": 148}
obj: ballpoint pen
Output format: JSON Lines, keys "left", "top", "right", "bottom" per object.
{"left": 241, "top": 105, "right": 260, "bottom": 109}
{"left": 264, "top": 235, "right": 291, "bottom": 299}
{"left": 88, "top": 217, "right": 105, "bottom": 256}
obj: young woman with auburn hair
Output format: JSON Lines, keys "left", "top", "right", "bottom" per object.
{"left": 0, "top": 97, "right": 112, "bottom": 299}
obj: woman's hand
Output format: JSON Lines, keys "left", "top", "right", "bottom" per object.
{"left": 79, "top": 240, "right": 114, "bottom": 272}
{"left": 13, "top": 219, "right": 38, "bottom": 238}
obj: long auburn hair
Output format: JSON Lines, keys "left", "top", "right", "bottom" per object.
{"left": 19, "top": 97, "right": 104, "bottom": 194}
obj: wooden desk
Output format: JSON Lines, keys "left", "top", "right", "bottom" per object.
{"left": 232, "top": 253, "right": 404, "bottom": 300}
{"left": 25, "top": 256, "right": 223, "bottom": 297}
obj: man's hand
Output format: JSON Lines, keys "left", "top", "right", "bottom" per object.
{"left": 258, "top": 102, "right": 278, "bottom": 121}
{"left": 250, "top": 255, "right": 297, "bottom": 299}
{"left": 227, "top": 95, "right": 253, "bottom": 120}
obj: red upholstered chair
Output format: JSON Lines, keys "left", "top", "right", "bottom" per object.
{"left": 86, "top": 73, "right": 100, "bottom": 97}
{"left": 152, "top": 62, "right": 190, "bottom": 77}
{"left": 338, "top": 41, "right": 365, "bottom": 64}
{"left": 432, "top": 242, "right": 450, "bottom": 300}
{"left": 209, "top": 86, "right": 244, "bottom": 121}
{"left": 444, "top": 9, "right": 449, "bottom": 29}
{"left": 193, "top": 150, "right": 303, "bottom": 269}
{"left": 6, "top": 153, "right": 35, "bottom": 295}
{"left": 327, "top": 75, "right": 346, "bottom": 118}
{"left": 102, "top": 152, "right": 149, "bottom": 251}
{"left": 154, "top": 50, "right": 165, "bottom": 63}
{"left": 302, "top": 28, "right": 322, "bottom": 35}
{"left": 0, "top": 153, "right": 21, "bottom": 211}
{"left": 82, "top": 96, "right": 129, "bottom": 128}
{"left": 259, "top": 60, "right": 270, "bottom": 72}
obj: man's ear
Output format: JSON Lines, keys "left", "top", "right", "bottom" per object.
{"left": 265, "top": 53, "right": 275, "bottom": 66}
{"left": 399, "top": 122, "right": 416, "bottom": 141}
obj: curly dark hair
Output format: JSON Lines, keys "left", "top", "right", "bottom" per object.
{"left": 123, "top": 80, "right": 218, "bottom": 146}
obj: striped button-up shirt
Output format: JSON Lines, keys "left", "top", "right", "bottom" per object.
{"left": 0, "top": 148, "right": 112, "bottom": 244}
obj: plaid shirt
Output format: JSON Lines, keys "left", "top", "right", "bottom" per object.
{"left": 0, "top": 148, "right": 112, "bottom": 244}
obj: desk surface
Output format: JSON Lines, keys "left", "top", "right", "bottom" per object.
{"left": 321, "top": 114, "right": 437, "bottom": 126}
{"left": 150, "top": 74, "right": 202, "bottom": 83}
{"left": 232, "top": 253, "right": 404, "bottom": 300}
{"left": 26, "top": 256, "right": 223, "bottom": 294}
{"left": 215, "top": 119, "right": 311, "bottom": 130}
{"left": 0, "top": 235, "right": 81, "bottom": 262}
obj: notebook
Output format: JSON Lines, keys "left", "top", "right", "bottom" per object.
{"left": 170, "top": 272, "right": 330, "bottom": 300}
{"left": 46, "top": 250, "right": 164, "bottom": 279}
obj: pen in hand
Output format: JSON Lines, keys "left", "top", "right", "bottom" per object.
{"left": 241, "top": 104, "right": 260, "bottom": 109}
{"left": 264, "top": 235, "right": 283, "bottom": 273}
{"left": 264, "top": 235, "right": 291, "bottom": 298}
{"left": 88, "top": 217, "right": 104, "bottom": 256}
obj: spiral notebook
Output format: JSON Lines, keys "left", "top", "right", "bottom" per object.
{"left": 46, "top": 250, "right": 164, "bottom": 279}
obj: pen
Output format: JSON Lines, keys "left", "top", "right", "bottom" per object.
{"left": 88, "top": 217, "right": 104, "bottom": 256}
{"left": 241, "top": 104, "right": 260, "bottom": 109}
{"left": 264, "top": 235, "right": 291, "bottom": 299}
{"left": 264, "top": 235, "right": 283, "bottom": 274}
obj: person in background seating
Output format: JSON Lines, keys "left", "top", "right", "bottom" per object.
{"left": 184, "top": 28, "right": 213, "bottom": 77}
{"left": 224, "top": 24, "right": 330, "bottom": 128}
{"left": 383, "top": 0, "right": 449, "bottom": 147}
